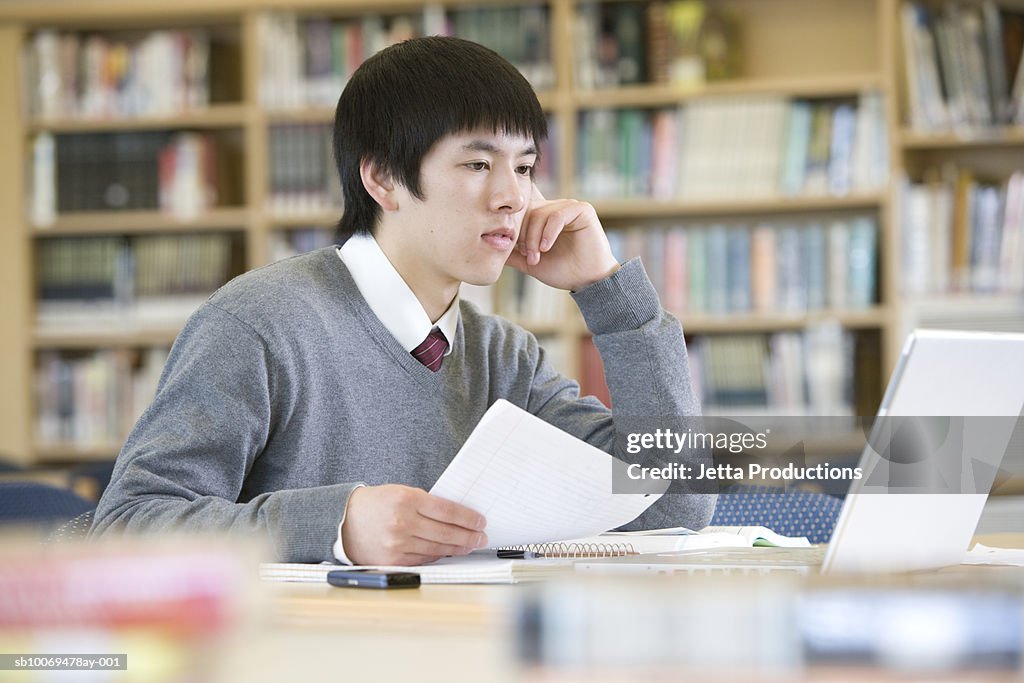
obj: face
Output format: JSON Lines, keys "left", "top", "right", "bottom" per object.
{"left": 381, "top": 128, "right": 537, "bottom": 296}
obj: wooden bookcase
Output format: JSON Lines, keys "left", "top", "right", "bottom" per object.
{"left": 887, "top": 0, "right": 1024, "bottom": 343}
{"left": 0, "top": 0, "right": 906, "bottom": 466}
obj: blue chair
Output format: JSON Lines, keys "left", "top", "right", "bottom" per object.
{"left": 49, "top": 509, "right": 96, "bottom": 541}
{"left": 0, "top": 482, "right": 95, "bottom": 529}
{"left": 710, "top": 484, "right": 843, "bottom": 544}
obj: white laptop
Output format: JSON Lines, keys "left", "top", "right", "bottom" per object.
{"left": 580, "top": 330, "right": 1024, "bottom": 575}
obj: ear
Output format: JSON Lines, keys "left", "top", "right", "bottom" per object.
{"left": 359, "top": 158, "right": 399, "bottom": 212}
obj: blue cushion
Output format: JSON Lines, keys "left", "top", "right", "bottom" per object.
{"left": 0, "top": 482, "right": 95, "bottom": 527}
{"left": 710, "top": 484, "right": 843, "bottom": 544}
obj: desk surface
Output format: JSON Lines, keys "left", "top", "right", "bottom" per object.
{"left": 229, "top": 535, "right": 1024, "bottom": 683}
{"left": 266, "top": 581, "right": 515, "bottom": 633}
{"left": 225, "top": 583, "right": 516, "bottom": 683}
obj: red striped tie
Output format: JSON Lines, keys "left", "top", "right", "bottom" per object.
{"left": 411, "top": 330, "right": 448, "bottom": 372}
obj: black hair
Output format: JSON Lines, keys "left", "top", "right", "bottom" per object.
{"left": 333, "top": 36, "right": 548, "bottom": 238}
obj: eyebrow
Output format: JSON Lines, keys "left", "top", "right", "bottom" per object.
{"left": 461, "top": 140, "right": 538, "bottom": 157}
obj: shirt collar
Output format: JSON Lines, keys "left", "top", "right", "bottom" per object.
{"left": 337, "top": 234, "right": 458, "bottom": 355}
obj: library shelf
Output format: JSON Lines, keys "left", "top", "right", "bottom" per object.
{"left": 572, "top": 73, "right": 885, "bottom": 109}
{"left": 899, "top": 294, "right": 1024, "bottom": 333}
{"left": 593, "top": 195, "right": 886, "bottom": 220}
{"left": 25, "top": 104, "right": 249, "bottom": 134}
{"left": 502, "top": 308, "right": 889, "bottom": 338}
{"left": 267, "top": 212, "right": 340, "bottom": 229}
{"left": 263, "top": 90, "right": 557, "bottom": 124}
{"left": 263, "top": 107, "right": 335, "bottom": 125}
{"left": 899, "top": 127, "right": 1024, "bottom": 150}
{"left": 33, "top": 327, "right": 183, "bottom": 350}
{"left": 680, "top": 308, "right": 889, "bottom": 335}
{"left": 29, "top": 208, "right": 251, "bottom": 236}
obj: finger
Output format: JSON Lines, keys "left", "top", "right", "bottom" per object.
{"left": 417, "top": 493, "right": 487, "bottom": 531}
{"left": 522, "top": 203, "right": 560, "bottom": 265}
{"left": 538, "top": 208, "right": 570, "bottom": 253}
{"left": 413, "top": 514, "right": 488, "bottom": 549}
{"left": 518, "top": 206, "right": 544, "bottom": 265}
{"left": 404, "top": 533, "right": 478, "bottom": 557}
{"left": 505, "top": 248, "right": 530, "bottom": 273}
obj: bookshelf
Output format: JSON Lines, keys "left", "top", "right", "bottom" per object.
{"left": 890, "top": 0, "right": 1024, "bottom": 348}
{"left": 0, "top": 0, "right": 902, "bottom": 466}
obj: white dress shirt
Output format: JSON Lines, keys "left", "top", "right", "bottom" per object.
{"left": 337, "top": 233, "right": 458, "bottom": 355}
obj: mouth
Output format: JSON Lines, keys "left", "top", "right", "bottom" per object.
{"left": 481, "top": 227, "right": 516, "bottom": 252}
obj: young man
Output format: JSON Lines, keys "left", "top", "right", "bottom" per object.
{"left": 92, "top": 37, "right": 713, "bottom": 565}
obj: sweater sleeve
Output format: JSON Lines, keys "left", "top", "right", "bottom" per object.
{"left": 91, "top": 303, "right": 361, "bottom": 563}
{"left": 525, "top": 257, "right": 716, "bottom": 531}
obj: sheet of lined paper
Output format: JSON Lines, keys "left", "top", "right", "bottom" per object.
{"left": 430, "top": 400, "right": 665, "bottom": 548}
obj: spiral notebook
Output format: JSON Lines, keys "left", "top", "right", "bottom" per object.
{"left": 497, "top": 526, "right": 809, "bottom": 558}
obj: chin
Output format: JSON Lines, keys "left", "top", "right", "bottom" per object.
{"left": 459, "top": 262, "right": 506, "bottom": 287}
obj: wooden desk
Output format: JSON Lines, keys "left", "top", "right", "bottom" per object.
{"left": 231, "top": 539, "right": 1024, "bottom": 683}
{"left": 223, "top": 583, "right": 519, "bottom": 683}
{"left": 265, "top": 582, "right": 514, "bottom": 633}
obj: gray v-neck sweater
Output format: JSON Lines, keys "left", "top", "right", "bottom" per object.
{"left": 92, "top": 248, "right": 713, "bottom": 561}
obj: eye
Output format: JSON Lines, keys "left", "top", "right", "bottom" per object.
{"left": 516, "top": 164, "right": 534, "bottom": 176}
{"left": 465, "top": 161, "right": 489, "bottom": 171}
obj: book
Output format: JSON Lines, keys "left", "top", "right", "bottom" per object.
{"left": 614, "top": 2, "right": 646, "bottom": 85}
{"left": 35, "top": 346, "right": 169, "bottom": 446}
{"left": 689, "top": 329, "right": 857, "bottom": 416}
{"left": 35, "top": 233, "right": 236, "bottom": 332}
{"left": 827, "top": 102, "right": 856, "bottom": 196}
{"left": 267, "top": 122, "right": 340, "bottom": 215}
{"left": 900, "top": 168, "right": 1024, "bottom": 295}
{"left": 259, "top": 8, "right": 552, "bottom": 109}
{"left": 901, "top": 0, "right": 1024, "bottom": 131}
{"left": 902, "top": 2, "right": 949, "bottom": 131}
{"left": 779, "top": 100, "right": 812, "bottom": 196}
{"left": 30, "top": 133, "right": 56, "bottom": 226}
{"left": 573, "top": 96, "right": 886, "bottom": 203}
{"left": 607, "top": 217, "right": 879, "bottom": 315}
{"left": 645, "top": 0, "right": 672, "bottom": 84}
{"left": 25, "top": 27, "right": 211, "bottom": 120}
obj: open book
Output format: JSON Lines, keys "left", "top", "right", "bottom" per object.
{"left": 693, "top": 526, "right": 812, "bottom": 549}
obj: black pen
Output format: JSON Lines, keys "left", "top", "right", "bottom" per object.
{"left": 496, "top": 549, "right": 542, "bottom": 559}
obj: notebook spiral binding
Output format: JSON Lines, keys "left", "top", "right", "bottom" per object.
{"left": 500, "top": 541, "right": 639, "bottom": 558}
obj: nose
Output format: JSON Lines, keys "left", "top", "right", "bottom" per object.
{"left": 489, "top": 165, "right": 526, "bottom": 214}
